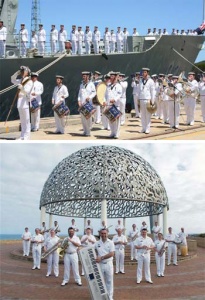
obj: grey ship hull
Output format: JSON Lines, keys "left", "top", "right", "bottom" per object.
{"left": 0, "top": 35, "right": 204, "bottom": 121}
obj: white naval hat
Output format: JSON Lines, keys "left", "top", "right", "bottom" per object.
{"left": 56, "top": 75, "right": 64, "bottom": 79}
{"left": 31, "top": 72, "right": 39, "bottom": 77}
{"left": 81, "top": 71, "right": 90, "bottom": 75}
{"left": 142, "top": 67, "right": 150, "bottom": 72}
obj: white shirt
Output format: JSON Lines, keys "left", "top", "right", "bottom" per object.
{"left": 38, "top": 28, "right": 46, "bottom": 42}
{"left": 52, "top": 84, "right": 69, "bottom": 105}
{"left": 128, "top": 229, "right": 139, "bottom": 241}
{"left": 22, "top": 231, "right": 31, "bottom": 240}
{"left": 20, "top": 28, "right": 28, "bottom": 42}
{"left": 78, "top": 81, "right": 96, "bottom": 105}
{"left": 95, "top": 238, "right": 115, "bottom": 262}
{"left": 0, "top": 25, "right": 7, "bottom": 41}
{"left": 50, "top": 28, "right": 58, "bottom": 41}
{"left": 136, "top": 77, "right": 155, "bottom": 103}
{"left": 84, "top": 30, "right": 92, "bottom": 42}
{"left": 11, "top": 72, "right": 33, "bottom": 109}
{"left": 92, "top": 29, "right": 101, "bottom": 42}
{"left": 45, "top": 235, "right": 60, "bottom": 250}
{"left": 81, "top": 234, "right": 96, "bottom": 247}
{"left": 199, "top": 81, "right": 205, "bottom": 96}
{"left": 104, "top": 31, "right": 111, "bottom": 42}
{"left": 30, "top": 80, "right": 44, "bottom": 105}
{"left": 70, "top": 29, "right": 78, "bottom": 41}
{"left": 105, "top": 82, "right": 122, "bottom": 107}
{"left": 116, "top": 30, "right": 123, "bottom": 41}
{"left": 58, "top": 29, "right": 67, "bottom": 42}
{"left": 112, "top": 234, "right": 127, "bottom": 250}
{"left": 77, "top": 30, "right": 84, "bottom": 42}
{"left": 120, "top": 81, "right": 128, "bottom": 98}
{"left": 152, "top": 225, "right": 161, "bottom": 235}
{"left": 64, "top": 235, "right": 81, "bottom": 253}
{"left": 32, "top": 233, "right": 44, "bottom": 248}
{"left": 135, "top": 235, "right": 154, "bottom": 254}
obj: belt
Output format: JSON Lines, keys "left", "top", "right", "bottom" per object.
{"left": 101, "top": 262, "right": 107, "bottom": 264}
{"left": 66, "top": 252, "right": 77, "bottom": 255}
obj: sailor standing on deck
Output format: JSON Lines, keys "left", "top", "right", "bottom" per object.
{"left": 58, "top": 25, "right": 67, "bottom": 53}
{"left": 70, "top": 25, "right": 78, "bottom": 55}
{"left": 30, "top": 30, "right": 38, "bottom": 49}
{"left": 92, "top": 26, "right": 101, "bottom": 54}
{"left": 0, "top": 21, "right": 7, "bottom": 58}
{"left": 19, "top": 24, "right": 28, "bottom": 57}
{"left": 199, "top": 72, "right": 205, "bottom": 122}
{"left": 84, "top": 26, "right": 92, "bottom": 54}
{"left": 136, "top": 67, "right": 155, "bottom": 134}
{"left": 37, "top": 24, "right": 46, "bottom": 56}
{"left": 52, "top": 75, "right": 69, "bottom": 134}
{"left": 122, "top": 27, "right": 129, "bottom": 53}
{"left": 78, "top": 71, "right": 96, "bottom": 136}
{"left": 103, "top": 27, "right": 111, "bottom": 54}
{"left": 183, "top": 72, "right": 199, "bottom": 125}
{"left": 11, "top": 66, "right": 33, "bottom": 140}
{"left": 50, "top": 25, "right": 58, "bottom": 55}
{"left": 110, "top": 30, "right": 116, "bottom": 53}
{"left": 77, "top": 26, "right": 84, "bottom": 55}
{"left": 30, "top": 72, "right": 44, "bottom": 132}
{"left": 105, "top": 71, "right": 123, "bottom": 138}
{"left": 116, "top": 27, "right": 123, "bottom": 53}
{"left": 95, "top": 228, "right": 115, "bottom": 300}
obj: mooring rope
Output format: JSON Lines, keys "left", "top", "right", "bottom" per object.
{"left": 0, "top": 53, "right": 67, "bottom": 95}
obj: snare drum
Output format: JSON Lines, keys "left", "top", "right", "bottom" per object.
{"left": 103, "top": 104, "right": 122, "bottom": 123}
{"left": 30, "top": 98, "right": 40, "bottom": 113}
{"left": 79, "top": 102, "right": 96, "bottom": 119}
{"left": 52, "top": 101, "right": 70, "bottom": 118}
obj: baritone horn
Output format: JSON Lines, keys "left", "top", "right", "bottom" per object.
{"left": 41, "top": 239, "right": 62, "bottom": 259}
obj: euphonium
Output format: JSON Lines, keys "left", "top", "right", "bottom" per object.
{"left": 41, "top": 239, "right": 62, "bottom": 259}
{"left": 57, "top": 238, "right": 69, "bottom": 258}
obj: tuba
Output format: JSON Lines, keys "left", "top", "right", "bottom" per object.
{"left": 178, "top": 71, "right": 199, "bottom": 99}
{"left": 57, "top": 238, "right": 70, "bottom": 258}
{"left": 41, "top": 239, "right": 62, "bottom": 259}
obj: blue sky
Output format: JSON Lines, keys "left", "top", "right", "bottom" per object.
{"left": 14, "top": 0, "right": 205, "bottom": 62}
{"left": 1, "top": 142, "right": 205, "bottom": 235}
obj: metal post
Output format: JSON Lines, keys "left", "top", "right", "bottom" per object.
{"left": 123, "top": 217, "right": 126, "bottom": 235}
{"left": 101, "top": 199, "right": 107, "bottom": 226}
{"left": 49, "top": 213, "right": 53, "bottom": 229}
{"left": 40, "top": 206, "right": 46, "bottom": 226}
{"left": 163, "top": 206, "right": 168, "bottom": 236}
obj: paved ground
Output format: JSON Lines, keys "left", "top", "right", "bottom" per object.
{"left": 0, "top": 104, "right": 205, "bottom": 141}
{"left": 1, "top": 241, "right": 205, "bottom": 300}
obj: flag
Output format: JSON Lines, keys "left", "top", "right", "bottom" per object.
{"left": 195, "top": 22, "right": 205, "bottom": 35}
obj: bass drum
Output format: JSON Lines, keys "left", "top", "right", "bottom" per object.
{"left": 92, "top": 82, "right": 107, "bottom": 106}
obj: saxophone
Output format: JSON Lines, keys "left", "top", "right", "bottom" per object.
{"left": 158, "top": 241, "right": 166, "bottom": 257}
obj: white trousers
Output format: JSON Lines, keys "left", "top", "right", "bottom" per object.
{"left": 133, "top": 94, "right": 140, "bottom": 117}
{"left": 63, "top": 253, "right": 81, "bottom": 284}
{"left": 93, "top": 105, "right": 101, "bottom": 123}
{"left": 31, "top": 108, "right": 41, "bottom": 130}
{"left": 38, "top": 41, "right": 45, "bottom": 55}
{"left": 110, "top": 41, "right": 115, "bottom": 53}
{"left": 18, "top": 107, "right": 31, "bottom": 139}
{"left": 137, "top": 252, "right": 151, "bottom": 282}
{"left": 162, "top": 101, "right": 169, "bottom": 123}
{"left": 54, "top": 111, "right": 65, "bottom": 133}
{"left": 115, "top": 249, "right": 125, "bottom": 273}
{"left": 109, "top": 117, "right": 120, "bottom": 138}
{"left": 47, "top": 251, "right": 59, "bottom": 276}
{"left": 184, "top": 97, "right": 196, "bottom": 124}
{"left": 100, "top": 261, "right": 114, "bottom": 300}
{"left": 93, "top": 40, "right": 99, "bottom": 54}
{"left": 59, "top": 41, "right": 65, "bottom": 53}
{"left": 116, "top": 40, "right": 122, "bottom": 53}
{"left": 156, "top": 97, "right": 163, "bottom": 118}
{"left": 201, "top": 96, "right": 205, "bottom": 122}
{"left": 139, "top": 100, "right": 152, "bottom": 132}
{"left": 167, "top": 243, "right": 177, "bottom": 264}
{"left": 71, "top": 41, "right": 77, "bottom": 54}
{"left": 168, "top": 101, "right": 180, "bottom": 127}
{"left": 85, "top": 41, "right": 91, "bottom": 54}
{"left": 104, "top": 41, "right": 110, "bottom": 54}
{"left": 50, "top": 40, "right": 57, "bottom": 54}
{"left": 23, "top": 240, "right": 30, "bottom": 256}
{"left": 77, "top": 41, "right": 83, "bottom": 55}
{"left": 130, "top": 242, "right": 137, "bottom": 260}
{"left": 120, "top": 97, "right": 126, "bottom": 125}
{"left": 80, "top": 113, "right": 92, "bottom": 135}
{"left": 32, "top": 245, "right": 42, "bottom": 268}
{"left": 155, "top": 252, "right": 165, "bottom": 275}
{"left": 20, "top": 41, "right": 27, "bottom": 57}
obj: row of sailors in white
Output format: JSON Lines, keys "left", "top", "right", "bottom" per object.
{"left": 147, "top": 28, "right": 199, "bottom": 36}
{"left": 50, "top": 25, "right": 67, "bottom": 54}
{"left": 11, "top": 68, "right": 44, "bottom": 140}
{"left": 0, "top": 21, "right": 7, "bottom": 58}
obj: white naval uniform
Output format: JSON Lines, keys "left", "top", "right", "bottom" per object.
{"left": 58, "top": 29, "right": 67, "bottom": 53}
{"left": 37, "top": 28, "right": 46, "bottom": 55}
{"left": 77, "top": 30, "right": 84, "bottom": 55}
{"left": 165, "top": 232, "right": 178, "bottom": 265}
{"left": 30, "top": 80, "right": 44, "bottom": 131}
{"left": 136, "top": 77, "right": 155, "bottom": 133}
{"left": 93, "top": 78, "right": 102, "bottom": 124}
{"left": 101, "top": 83, "right": 111, "bottom": 130}
{"left": 84, "top": 29, "right": 92, "bottom": 54}
{"left": 30, "top": 33, "right": 38, "bottom": 49}
{"left": 120, "top": 80, "right": 128, "bottom": 125}
{"left": 70, "top": 29, "right": 78, "bottom": 55}
{"left": 122, "top": 30, "right": 129, "bottom": 52}
{"left": 0, "top": 25, "right": 7, "bottom": 57}
{"left": 116, "top": 30, "right": 123, "bottom": 53}
{"left": 112, "top": 234, "right": 127, "bottom": 273}
{"left": 19, "top": 28, "right": 28, "bottom": 57}
{"left": 128, "top": 229, "right": 139, "bottom": 260}
{"left": 135, "top": 235, "right": 154, "bottom": 282}
{"left": 62, "top": 236, "right": 81, "bottom": 284}
{"left": 161, "top": 88, "right": 169, "bottom": 124}
{"left": 78, "top": 81, "right": 96, "bottom": 136}
{"left": 45, "top": 235, "right": 60, "bottom": 276}
{"left": 166, "top": 82, "right": 182, "bottom": 128}
{"left": 156, "top": 83, "right": 163, "bottom": 119}
{"left": 22, "top": 231, "right": 31, "bottom": 256}
{"left": 31, "top": 233, "right": 44, "bottom": 268}
{"left": 199, "top": 81, "right": 205, "bottom": 122}
{"left": 92, "top": 29, "right": 101, "bottom": 54}
{"left": 183, "top": 79, "right": 199, "bottom": 125}
{"left": 95, "top": 238, "right": 115, "bottom": 300}
{"left": 110, "top": 32, "right": 116, "bottom": 53}
{"left": 11, "top": 73, "right": 33, "bottom": 140}
{"left": 50, "top": 28, "right": 58, "bottom": 54}
{"left": 105, "top": 82, "right": 122, "bottom": 138}
{"left": 154, "top": 239, "right": 166, "bottom": 276}
{"left": 152, "top": 225, "right": 162, "bottom": 241}
{"left": 131, "top": 80, "right": 140, "bottom": 117}
{"left": 80, "top": 234, "right": 96, "bottom": 275}
{"left": 103, "top": 31, "right": 111, "bottom": 54}
{"left": 52, "top": 84, "right": 69, "bottom": 134}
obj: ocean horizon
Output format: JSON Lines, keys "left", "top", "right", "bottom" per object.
{"left": 0, "top": 233, "right": 68, "bottom": 240}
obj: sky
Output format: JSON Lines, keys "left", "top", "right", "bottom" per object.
{"left": 0, "top": 142, "right": 205, "bottom": 236}
{"left": 12, "top": 0, "right": 205, "bottom": 62}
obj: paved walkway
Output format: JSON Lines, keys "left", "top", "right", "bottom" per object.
{"left": 1, "top": 241, "right": 205, "bottom": 300}
{"left": 0, "top": 104, "right": 205, "bottom": 141}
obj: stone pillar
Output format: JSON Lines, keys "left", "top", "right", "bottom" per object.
{"left": 101, "top": 199, "right": 107, "bottom": 226}
{"left": 123, "top": 217, "right": 126, "bottom": 235}
{"left": 163, "top": 206, "right": 168, "bottom": 236}
{"left": 49, "top": 214, "right": 53, "bottom": 229}
{"left": 40, "top": 206, "right": 46, "bottom": 226}
{"left": 84, "top": 217, "right": 87, "bottom": 234}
